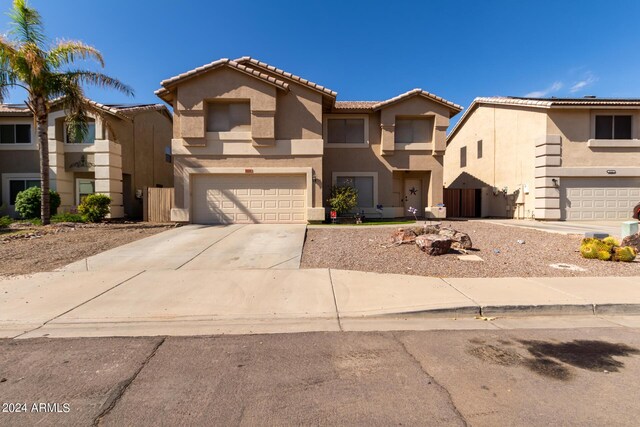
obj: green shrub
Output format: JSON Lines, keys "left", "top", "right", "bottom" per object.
{"left": 14, "top": 187, "right": 61, "bottom": 219}
{"left": 0, "top": 215, "right": 12, "bottom": 228}
{"left": 78, "top": 194, "right": 111, "bottom": 222}
{"left": 327, "top": 185, "right": 358, "bottom": 215}
{"left": 51, "top": 212, "right": 87, "bottom": 223}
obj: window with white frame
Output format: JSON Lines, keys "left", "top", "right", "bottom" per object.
{"left": 336, "top": 175, "right": 374, "bottom": 208}
{"left": 76, "top": 179, "right": 95, "bottom": 204}
{"left": 394, "top": 118, "right": 432, "bottom": 144}
{"left": 0, "top": 124, "right": 31, "bottom": 144}
{"left": 327, "top": 118, "right": 366, "bottom": 144}
{"left": 207, "top": 102, "right": 251, "bottom": 132}
{"left": 66, "top": 120, "right": 96, "bottom": 144}
{"left": 595, "top": 115, "right": 632, "bottom": 139}
{"left": 8, "top": 178, "right": 39, "bottom": 205}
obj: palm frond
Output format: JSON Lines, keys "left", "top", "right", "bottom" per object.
{"left": 63, "top": 70, "right": 134, "bottom": 97}
{"left": 8, "top": 0, "right": 45, "bottom": 47}
{"left": 48, "top": 40, "right": 105, "bottom": 68}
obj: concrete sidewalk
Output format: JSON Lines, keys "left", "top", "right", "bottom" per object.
{"left": 1, "top": 269, "right": 639, "bottom": 338}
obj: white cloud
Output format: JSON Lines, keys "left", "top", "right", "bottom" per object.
{"left": 525, "top": 81, "right": 563, "bottom": 98}
{"left": 570, "top": 73, "right": 597, "bottom": 93}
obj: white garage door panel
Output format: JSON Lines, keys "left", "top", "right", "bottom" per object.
{"left": 192, "top": 174, "right": 307, "bottom": 224}
{"left": 562, "top": 178, "right": 640, "bottom": 220}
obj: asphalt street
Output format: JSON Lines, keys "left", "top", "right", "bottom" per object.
{"left": 1, "top": 328, "right": 640, "bottom": 426}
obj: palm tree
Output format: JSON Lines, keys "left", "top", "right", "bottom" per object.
{"left": 0, "top": 0, "right": 133, "bottom": 224}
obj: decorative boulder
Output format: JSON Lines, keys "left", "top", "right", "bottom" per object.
{"left": 415, "top": 234, "right": 452, "bottom": 256}
{"left": 621, "top": 232, "right": 640, "bottom": 253}
{"left": 390, "top": 228, "right": 418, "bottom": 244}
{"left": 438, "top": 227, "right": 472, "bottom": 250}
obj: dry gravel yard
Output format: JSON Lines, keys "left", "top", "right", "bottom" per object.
{"left": 301, "top": 221, "right": 640, "bottom": 277}
{"left": 0, "top": 222, "right": 172, "bottom": 276}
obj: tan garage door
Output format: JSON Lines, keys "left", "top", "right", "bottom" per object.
{"left": 561, "top": 178, "right": 640, "bottom": 220}
{"left": 192, "top": 174, "right": 307, "bottom": 224}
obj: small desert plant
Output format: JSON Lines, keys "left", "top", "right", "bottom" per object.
{"left": 327, "top": 185, "right": 358, "bottom": 215}
{"left": 580, "top": 237, "right": 636, "bottom": 262}
{"left": 78, "top": 194, "right": 111, "bottom": 222}
{"left": 51, "top": 212, "right": 87, "bottom": 223}
{"left": 597, "top": 250, "right": 612, "bottom": 261}
{"left": 612, "top": 246, "right": 637, "bottom": 262}
{"left": 0, "top": 215, "right": 12, "bottom": 228}
{"left": 15, "top": 187, "right": 61, "bottom": 219}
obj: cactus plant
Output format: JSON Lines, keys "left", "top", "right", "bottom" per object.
{"left": 612, "top": 246, "right": 637, "bottom": 262}
{"left": 597, "top": 250, "right": 612, "bottom": 261}
{"left": 602, "top": 236, "right": 620, "bottom": 247}
{"left": 580, "top": 241, "right": 599, "bottom": 259}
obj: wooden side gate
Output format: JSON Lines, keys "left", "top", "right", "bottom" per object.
{"left": 443, "top": 188, "right": 481, "bottom": 218}
{"left": 145, "top": 187, "right": 174, "bottom": 222}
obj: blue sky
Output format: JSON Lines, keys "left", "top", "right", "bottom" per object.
{"left": 3, "top": 0, "right": 640, "bottom": 126}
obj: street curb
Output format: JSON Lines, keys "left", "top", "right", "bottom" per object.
{"left": 479, "top": 304, "right": 595, "bottom": 317}
{"left": 341, "top": 305, "right": 481, "bottom": 319}
{"left": 595, "top": 304, "right": 640, "bottom": 315}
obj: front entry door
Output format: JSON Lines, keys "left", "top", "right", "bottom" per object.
{"left": 404, "top": 178, "right": 422, "bottom": 217}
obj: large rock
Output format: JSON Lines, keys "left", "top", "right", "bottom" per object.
{"left": 390, "top": 228, "right": 418, "bottom": 245}
{"left": 622, "top": 232, "right": 640, "bottom": 252}
{"left": 415, "top": 234, "right": 452, "bottom": 256}
{"left": 438, "top": 227, "right": 472, "bottom": 250}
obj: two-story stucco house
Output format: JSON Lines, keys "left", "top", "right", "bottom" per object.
{"left": 0, "top": 101, "right": 173, "bottom": 219}
{"left": 155, "top": 56, "right": 462, "bottom": 224}
{"left": 445, "top": 96, "right": 640, "bottom": 220}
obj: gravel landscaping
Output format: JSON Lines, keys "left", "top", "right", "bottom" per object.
{"left": 0, "top": 222, "right": 172, "bottom": 276}
{"left": 301, "top": 221, "right": 640, "bottom": 277}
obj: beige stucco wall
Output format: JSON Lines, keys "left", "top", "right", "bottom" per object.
{"left": 323, "top": 96, "right": 450, "bottom": 216}
{"left": 547, "top": 109, "right": 640, "bottom": 167}
{"left": 169, "top": 65, "right": 325, "bottom": 222}
{"left": 445, "top": 105, "right": 546, "bottom": 218}
{"left": 0, "top": 116, "right": 39, "bottom": 214}
{"left": 110, "top": 110, "right": 173, "bottom": 219}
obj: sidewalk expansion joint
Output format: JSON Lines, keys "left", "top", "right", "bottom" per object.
{"left": 92, "top": 336, "right": 166, "bottom": 426}
{"left": 13, "top": 270, "right": 146, "bottom": 339}
{"left": 328, "top": 269, "right": 343, "bottom": 332}
{"left": 391, "top": 332, "right": 469, "bottom": 427}
{"left": 176, "top": 225, "right": 247, "bottom": 270}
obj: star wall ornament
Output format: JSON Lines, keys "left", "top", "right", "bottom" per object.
{"left": 409, "top": 187, "right": 417, "bottom": 195}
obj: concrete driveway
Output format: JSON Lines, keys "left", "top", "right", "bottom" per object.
{"left": 62, "top": 224, "right": 307, "bottom": 272}
{"left": 480, "top": 219, "right": 631, "bottom": 237}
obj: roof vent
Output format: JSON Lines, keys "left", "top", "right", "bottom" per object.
{"left": 583, "top": 95, "right": 596, "bottom": 99}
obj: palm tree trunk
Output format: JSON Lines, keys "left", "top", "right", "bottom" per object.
{"left": 35, "top": 97, "right": 50, "bottom": 225}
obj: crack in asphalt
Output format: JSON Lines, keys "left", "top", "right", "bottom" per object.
{"left": 391, "top": 332, "right": 469, "bottom": 427}
{"left": 92, "top": 336, "right": 166, "bottom": 426}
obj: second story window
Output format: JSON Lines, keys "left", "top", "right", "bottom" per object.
{"left": 477, "top": 140, "right": 483, "bottom": 159}
{"left": 0, "top": 124, "right": 31, "bottom": 144}
{"left": 327, "top": 118, "right": 365, "bottom": 144}
{"left": 394, "top": 118, "right": 432, "bottom": 144}
{"left": 460, "top": 146, "right": 467, "bottom": 168}
{"left": 595, "top": 115, "right": 632, "bottom": 139}
{"left": 207, "top": 102, "right": 251, "bottom": 132}
{"left": 66, "top": 121, "right": 96, "bottom": 144}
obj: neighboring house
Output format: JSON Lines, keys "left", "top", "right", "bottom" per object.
{"left": 155, "top": 56, "right": 462, "bottom": 224}
{"left": 0, "top": 101, "right": 173, "bottom": 219}
{"left": 445, "top": 96, "right": 640, "bottom": 220}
